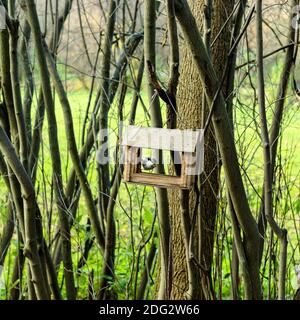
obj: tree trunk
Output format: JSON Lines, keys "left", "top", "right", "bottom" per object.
{"left": 144, "top": 0, "right": 171, "bottom": 300}
{"left": 169, "top": 0, "right": 234, "bottom": 299}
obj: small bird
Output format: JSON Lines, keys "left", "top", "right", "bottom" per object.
{"left": 141, "top": 157, "right": 157, "bottom": 171}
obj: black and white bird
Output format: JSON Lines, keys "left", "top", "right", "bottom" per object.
{"left": 141, "top": 157, "right": 157, "bottom": 171}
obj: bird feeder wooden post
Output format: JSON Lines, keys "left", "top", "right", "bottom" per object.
{"left": 121, "top": 126, "right": 204, "bottom": 189}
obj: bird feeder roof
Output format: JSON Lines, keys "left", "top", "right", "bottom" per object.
{"left": 121, "top": 126, "right": 203, "bottom": 153}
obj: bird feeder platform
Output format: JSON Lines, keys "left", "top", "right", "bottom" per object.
{"left": 121, "top": 126, "right": 204, "bottom": 189}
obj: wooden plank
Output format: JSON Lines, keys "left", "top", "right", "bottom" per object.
{"left": 123, "top": 146, "right": 140, "bottom": 181}
{"left": 181, "top": 153, "right": 196, "bottom": 187}
{"left": 123, "top": 146, "right": 131, "bottom": 182}
{"left": 129, "top": 172, "right": 193, "bottom": 189}
{"left": 125, "top": 180, "right": 191, "bottom": 189}
{"left": 121, "top": 126, "right": 204, "bottom": 153}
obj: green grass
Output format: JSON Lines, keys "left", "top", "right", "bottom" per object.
{"left": 1, "top": 59, "right": 300, "bottom": 299}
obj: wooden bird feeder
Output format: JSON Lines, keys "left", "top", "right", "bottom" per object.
{"left": 121, "top": 126, "right": 204, "bottom": 189}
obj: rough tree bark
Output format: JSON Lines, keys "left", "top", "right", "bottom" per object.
{"left": 169, "top": 0, "right": 234, "bottom": 299}
{"left": 174, "top": 0, "right": 262, "bottom": 299}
